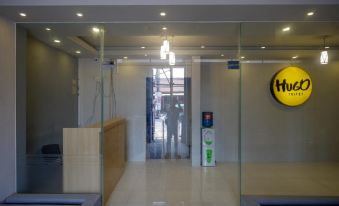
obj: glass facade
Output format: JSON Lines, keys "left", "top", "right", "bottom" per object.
{"left": 15, "top": 20, "right": 339, "bottom": 206}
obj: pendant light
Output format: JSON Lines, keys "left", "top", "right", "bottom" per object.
{"left": 320, "top": 51, "right": 328, "bottom": 65}
{"left": 160, "top": 45, "right": 166, "bottom": 60}
{"left": 169, "top": 51, "right": 176, "bottom": 66}
{"left": 163, "top": 39, "right": 170, "bottom": 54}
{"left": 320, "top": 37, "right": 329, "bottom": 65}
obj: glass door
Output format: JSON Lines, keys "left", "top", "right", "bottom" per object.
{"left": 147, "top": 67, "right": 191, "bottom": 159}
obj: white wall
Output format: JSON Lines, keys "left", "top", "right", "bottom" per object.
{"left": 201, "top": 62, "right": 240, "bottom": 162}
{"left": 0, "top": 15, "right": 16, "bottom": 201}
{"left": 78, "top": 58, "right": 102, "bottom": 127}
{"left": 78, "top": 59, "right": 151, "bottom": 161}
{"left": 114, "top": 64, "right": 151, "bottom": 161}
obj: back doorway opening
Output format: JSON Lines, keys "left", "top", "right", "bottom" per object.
{"left": 146, "top": 67, "right": 191, "bottom": 160}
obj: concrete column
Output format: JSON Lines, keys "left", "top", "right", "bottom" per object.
{"left": 0, "top": 15, "right": 16, "bottom": 201}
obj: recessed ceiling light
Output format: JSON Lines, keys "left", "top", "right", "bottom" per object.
{"left": 145, "top": 54, "right": 148, "bottom": 57}
{"left": 201, "top": 45, "right": 205, "bottom": 49}
{"left": 45, "top": 28, "right": 51, "bottom": 31}
{"left": 241, "top": 56, "right": 245, "bottom": 59}
{"left": 162, "top": 27, "right": 167, "bottom": 30}
{"left": 325, "top": 46, "right": 330, "bottom": 49}
{"left": 92, "top": 27, "right": 100, "bottom": 33}
{"left": 76, "top": 13, "right": 83, "bottom": 17}
{"left": 75, "top": 50, "right": 81, "bottom": 54}
{"left": 261, "top": 46, "right": 266, "bottom": 49}
{"left": 282, "top": 27, "right": 290, "bottom": 32}
{"left": 160, "top": 12, "right": 166, "bottom": 16}
{"left": 307, "top": 11, "right": 315, "bottom": 16}
{"left": 123, "top": 56, "right": 128, "bottom": 59}
{"left": 221, "top": 54, "right": 224, "bottom": 57}
{"left": 54, "top": 39, "right": 61, "bottom": 43}
{"left": 141, "top": 46, "right": 146, "bottom": 49}
{"left": 19, "top": 13, "right": 26, "bottom": 17}
{"left": 292, "top": 56, "right": 298, "bottom": 59}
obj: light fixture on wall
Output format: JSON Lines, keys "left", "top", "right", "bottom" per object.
{"left": 169, "top": 51, "right": 176, "bottom": 66}
{"left": 320, "top": 37, "right": 329, "bottom": 65}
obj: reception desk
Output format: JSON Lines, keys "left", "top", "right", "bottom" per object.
{"left": 63, "top": 118, "right": 126, "bottom": 204}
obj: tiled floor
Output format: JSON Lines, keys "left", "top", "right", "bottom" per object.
{"left": 107, "top": 160, "right": 339, "bottom": 206}
{"left": 106, "top": 160, "right": 240, "bottom": 206}
{"left": 242, "top": 162, "right": 339, "bottom": 196}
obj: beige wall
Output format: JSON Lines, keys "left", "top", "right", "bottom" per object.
{"left": 242, "top": 61, "right": 339, "bottom": 162}
{"left": 0, "top": 15, "right": 16, "bottom": 201}
{"left": 201, "top": 60, "right": 339, "bottom": 162}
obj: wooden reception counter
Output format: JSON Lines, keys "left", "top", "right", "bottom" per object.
{"left": 63, "top": 118, "right": 126, "bottom": 204}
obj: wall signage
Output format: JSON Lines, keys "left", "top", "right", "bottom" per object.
{"left": 271, "top": 66, "right": 312, "bottom": 107}
{"left": 228, "top": 60, "right": 240, "bottom": 69}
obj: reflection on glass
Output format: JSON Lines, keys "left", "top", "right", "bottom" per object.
{"left": 16, "top": 23, "right": 105, "bottom": 194}
{"left": 16, "top": 22, "right": 242, "bottom": 206}
{"left": 240, "top": 22, "right": 339, "bottom": 198}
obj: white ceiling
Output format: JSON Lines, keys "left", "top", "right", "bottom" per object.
{"left": 18, "top": 22, "right": 339, "bottom": 61}
{"left": 1, "top": 5, "right": 339, "bottom": 22}
{"left": 2, "top": 0, "right": 339, "bottom": 6}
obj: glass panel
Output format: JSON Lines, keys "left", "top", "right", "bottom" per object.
{"left": 16, "top": 23, "right": 105, "bottom": 197}
{"left": 198, "top": 23, "right": 241, "bottom": 206}
{"left": 97, "top": 22, "right": 241, "bottom": 206}
{"left": 16, "top": 21, "right": 242, "bottom": 206}
{"left": 240, "top": 22, "right": 339, "bottom": 199}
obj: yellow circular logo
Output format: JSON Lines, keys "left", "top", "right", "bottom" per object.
{"left": 271, "top": 66, "right": 312, "bottom": 107}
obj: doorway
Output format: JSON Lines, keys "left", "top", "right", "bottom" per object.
{"left": 146, "top": 67, "right": 191, "bottom": 159}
